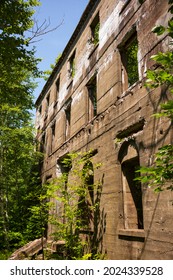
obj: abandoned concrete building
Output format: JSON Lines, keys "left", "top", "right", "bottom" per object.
{"left": 35, "top": 0, "right": 173, "bottom": 259}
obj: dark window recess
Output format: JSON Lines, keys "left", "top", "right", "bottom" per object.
{"left": 49, "top": 122, "right": 56, "bottom": 154}
{"left": 90, "top": 13, "right": 100, "bottom": 46}
{"left": 40, "top": 133, "right": 46, "bottom": 153}
{"left": 120, "top": 0, "right": 132, "bottom": 14}
{"left": 58, "top": 156, "right": 72, "bottom": 184}
{"left": 87, "top": 76, "right": 97, "bottom": 120}
{"left": 83, "top": 161, "right": 94, "bottom": 205}
{"left": 57, "top": 156, "right": 72, "bottom": 224}
{"left": 78, "top": 161, "right": 94, "bottom": 228}
{"left": 69, "top": 51, "right": 75, "bottom": 78}
{"left": 64, "top": 100, "right": 71, "bottom": 140}
{"left": 46, "top": 93, "right": 50, "bottom": 106}
{"left": 55, "top": 78, "right": 60, "bottom": 102}
{"left": 120, "top": 33, "right": 139, "bottom": 90}
{"left": 39, "top": 105, "right": 42, "bottom": 114}
{"left": 122, "top": 157, "right": 143, "bottom": 229}
{"left": 51, "top": 122, "right": 56, "bottom": 137}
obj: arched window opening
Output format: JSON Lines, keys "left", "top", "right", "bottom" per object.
{"left": 56, "top": 155, "right": 72, "bottom": 224}
{"left": 119, "top": 141, "right": 144, "bottom": 230}
{"left": 78, "top": 161, "right": 94, "bottom": 229}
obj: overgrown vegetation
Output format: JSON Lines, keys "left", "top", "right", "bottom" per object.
{"left": 41, "top": 151, "right": 106, "bottom": 260}
{"left": 43, "top": 53, "right": 62, "bottom": 81}
{"left": 93, "top": 21, "right": 100, "bottom": 46}
{"left": 0, "top": 0, "right": 44, "bottom": 259}
{"left": 1, "top": 0, "right": 172, "bottom": 261}
{"left": 136, "top": 0, "right": 173, "bottom": 192}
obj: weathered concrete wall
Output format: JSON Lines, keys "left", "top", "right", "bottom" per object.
{"left": 35, "top": 0, "right": 173, "bottom": 259}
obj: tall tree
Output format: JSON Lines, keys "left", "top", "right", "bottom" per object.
{"left": 0, "top": 0, "right": 42, "bottom": 257}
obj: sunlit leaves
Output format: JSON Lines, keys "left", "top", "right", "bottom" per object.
{"left": 137, "top": 1, "right": 173, "bottom": 193}
{"left": 152, "top": 25, "right": 165, "bottom": 36}
{"left": 136, "top": 145, "right": 173, "bottom": 192}
{"left": 0, "top": 0, "right": 42, "bottom": 256}
{"left": 38, "top": 151, "right": 103, "bottom": 259}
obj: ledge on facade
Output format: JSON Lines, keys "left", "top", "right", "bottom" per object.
{"left": 54, "top": 100, "right": 58, "bottom": 108}
{"left": 119, "top": 0, "right": 145, "bottom": 15}
{"left": 119, "top": 0, "right": 131, "bottom": 15}
{"left": 67, "top": 79, "right": 73, "bottom": 90}
{"left": 116, "top": 117, "right": 145, "bottom": 140}
{"left": 121, "top": 79, "right": 143, "bottom": 97}
{"left": 118, "top": 229, "right": 145, "bottom": 238}
{"left": 79, "top": 229, "right": 94, "bottom": 235}
{"left": 88, "top": 43, "right": 99, "bottom": 59}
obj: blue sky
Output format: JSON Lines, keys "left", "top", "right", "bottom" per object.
{"left": 33, "top": 0, "right": 89, "bottom": 102}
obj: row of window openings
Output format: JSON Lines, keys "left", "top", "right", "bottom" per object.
{"left": 40, "top": 35, "right": 139, "bottom": 143}
{"left": 68, "top": 31, "right": 139, "bottom": 91}
{"left": 58, "top": 9, "right": 140, "bottom": 88}
{"left": 40, "top": 79, "right": 97, "bottom": 138}
{"left": 55, "top": 2, "right": 141, "bottom": 87}
{"left": 39, "top": 32, "right": 139, "bottom": 115}
{"left": 38, "top": 13, "right": 100, "bottom": 115}
{"left": 68, "top": 13, "right": 100, "bottom": 79}
{"left": 51, "top": 93, "right": 95, "bottom": 144}
{"left": 54, "top": 147, "right": 143, "bottom": 232}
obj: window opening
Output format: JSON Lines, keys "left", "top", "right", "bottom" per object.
{"left": 119, "top": 141, "right": 143, "bottom": 230}
{"left": 57, "top": 156, "right": 72, "bottom": 224}
{"left": 90, "top": 13, "right": 100, "bottom": 46}
{"left": 45, "top": 92, "right": 50, "bottom": 116}
{"left": 83, "top": 161, "right": 94, "bottom": 205}
{"left": 122, "top": 157, "right": 143, "bottom": 229}
{"left": 51, "top": 122, "right": 55, "bottom": 138}
{"left": 120, "top": 33, "right": 139, "bottom": 90}
{"left": 51, "top": 121, "right": 56, "bottom": 152}
{"left": 55, "top": 78, "right": 60, "bottom": 102}
{"left": 40, "top": 133, "right": 46, "bottom": 153}
{"left": 78, "top": 161, "right": 94, "bottom": 229}
{"left": 65, "top": 107, "right": 71, "bottom": 140}
{"left": 120, "top": 0, "right": 132, "bottom": 14}
{"left": 38, "top": 105, "right": 42, "bottom": 114}
{"left": 46, "top": 93, "right": 50, "bottom": 106}
{"left": 69, "top": 51, "right": 76, "bottom": 78}
{"left": 64, "top": 99, "right": 72, "bottom": 140}
{"left": 87, "top": 76, "right": 97, "bottom": 120}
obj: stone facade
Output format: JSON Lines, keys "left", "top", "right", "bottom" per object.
{"left": 35, "top": 0, "right": 173, "bottom": 259}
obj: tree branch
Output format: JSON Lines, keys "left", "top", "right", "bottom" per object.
{"left": 27, "top": 17, "right": 64, "bottom": 44}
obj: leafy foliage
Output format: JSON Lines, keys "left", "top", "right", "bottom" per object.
{"left": 43, "top": 53, "right": 62, "bottom": 81}
{"left": 40, "top": 151, "right": 105, "bottom": 260}
{"left": 137, "top": 145, "right": 173, "bottom": 192}
{"left": 137, "top": 1, "right": 173, "bottom": 191}
{"left": 0, "top": 0, "right": 43, "bottom": 258}
{"left": 126, "top": 37, "right": 139, "bottom": 86}
{"left": 93, "top": 22, "right": 100, "bottom": 46}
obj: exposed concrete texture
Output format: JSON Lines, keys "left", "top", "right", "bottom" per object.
{"left": 35, "top": 0, "right": 173, "bottom": 259}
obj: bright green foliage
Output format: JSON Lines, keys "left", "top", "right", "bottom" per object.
{"left": 137, "top": 1, "right": 173, "bottom": 192}
{"left": 0, "top": 0, "right": 42, "bottom": 258}
{"left": 41, "top": 151, "right": 105, "bottom": 260}
{"left": 137, "top": 145, "right": 173, "bottom": 192}
{"left": 93, "top": 22, "right": 100, "bottom": 46}
{"left": 70, "top": 57, "right": 75, "bottom": 78}
{"left": 43, "top": 54, "right": 62, "bottom": 81}
{"left": 126, "top": 37, "right": 139, "bottom": 86}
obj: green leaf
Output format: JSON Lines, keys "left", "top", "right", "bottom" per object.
{"left": 152, "top": 25, "right": 165, "bottom": 35}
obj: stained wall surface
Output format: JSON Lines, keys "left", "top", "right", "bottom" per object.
{"left": 35, "top": 0, "right": 173, "bottom": 259}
